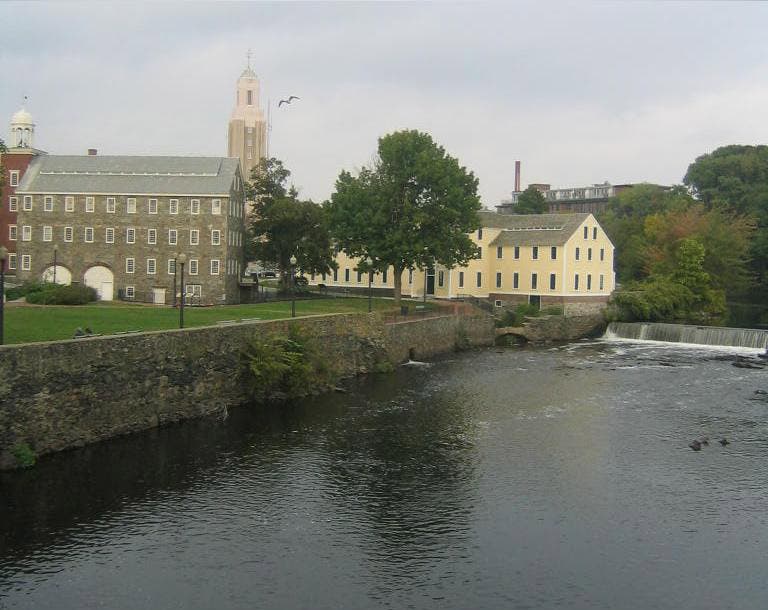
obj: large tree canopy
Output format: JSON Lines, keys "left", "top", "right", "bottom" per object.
{"left": 684, "top": 145, "right": 768, "bottom": 300}
{"left": 326, "top": 130, "right": 482, "bottom": 306}
{"left": 246, "top": 157, "right": 336, "bottom": 285}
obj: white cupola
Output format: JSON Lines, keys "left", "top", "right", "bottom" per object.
{"left": 10, "top": 106, "right": 35, "bottom": 149}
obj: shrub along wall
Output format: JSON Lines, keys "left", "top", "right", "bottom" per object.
{"left": 0, "top": 311, "right": 493, "bottom": 469}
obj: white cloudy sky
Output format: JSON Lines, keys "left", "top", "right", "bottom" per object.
{"left": 2, "top": 1, "right": 767, "bottom": 207}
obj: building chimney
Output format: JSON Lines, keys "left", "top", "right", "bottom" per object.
{"left": 87, "top": 148, "right": 98, "bottom": 156}
{"left": 514, "top": 160, "right": 521, "bottom": 192}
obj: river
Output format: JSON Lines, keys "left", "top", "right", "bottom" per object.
{"left": 1, "top": 338, "right": 767, "bottom": 609}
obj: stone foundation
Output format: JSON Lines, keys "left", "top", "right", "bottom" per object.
{"left": 0, "top": 311, "right": 494, "bottom": 469}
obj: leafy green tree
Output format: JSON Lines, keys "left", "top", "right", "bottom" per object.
{"left": 327, "top": 130, "right": 482, "bottom": 307}
{"left": 514, "top": 186, "right": 547, "bottom": 214}
{"left": 246, "top": 157, "right": 336, "bottom": 285}
{"left": 684, "top": 145, "right": 768, "bottom": 300}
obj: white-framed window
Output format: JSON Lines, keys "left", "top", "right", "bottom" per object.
{"left": 190, "top": 199, "right": 200, "bottom": 214}
{"left": 106, "top": 197, "right": 116, "bottom": 213}
{"left": 44, "top": 196, "right": 54, "bottom": 212}
{"left": 212, "top": 199, "right": 222, "bottom": 215}
{"left": 147, "top": 258, "right": 156, "bottom": 275}
{"left": 85, "top": 197, "right": 95, "bottom": 212}
{"left": 85, "top": 227, "right": 94, "bottom": 242}
{"left": 211, "top": 229, "right": 221, "bottom": 245}
{"left": 169, "top": 199, "right": 179, "bottom": 214}
{"left": 190, "top": 229, "right": 199, "bottom": 245}
{"left": 23, "top": 196, "right": 32, "bottom": 211}
{"left": 189, "top": 259, "right": 198, "bottom": 275}
{"left": 22, "top": 225, "right": 31, "bottom": 241}
{"left": 495, "top": 272, "right": 502, "bottom": 288}
{"left": 126, "top": 198, "right": 137, "bottom": 214}
{"left": 476, "top": 271, "right": 482, "bottom": 287}
{"left": 125, "top": 286, "right": 135, "bottom": 299}
{"left": 168, "top": 229, "right": 177, "bottom": 245}
{"left": 126, "top": 258, "right": 135, "bottom": 274}
{"left": 8, "top": 254, "right": 17, "bottom": 270}
{"left": 532, "top": 246, "right": 539, "bottom": 260}
{"left": 168, "top": 259, "right": 176, "bottom": 275}
{"left": 148, "top": 228, "right": 157, "bottom": 245}
{"left": 210, "top": 259, "right": 220, "bottom": 275}
{"left": 9, "top": 197, "right": 18, "bottom": 212}
{"left": 21, "top": 255, "right": 31, "bottom": 271}
{"left": 148, "top": 199, "right": 158, "bottom": 214}
{"left": 531, "top": 272, "right": 538, "bottom": 290}
{"left": 495, "top": 300, "right": 503, "bottom": 308}
{"left": 600, "top": 274, "right": 605, "bottom": 290}
{"left": 64, "top": 226, "right": 73, "bottom": 242}
{"left": 9, "top": 225, "right": 17, "bottom": 241}
{"left": 43, "top": 226, "right": 52, "bottom": 242}
{"left": 106, "top": 227, "right": 115, "bottom": 243}
{"left": 65, "top": 196, "right": 74, "bottom": 212}
{"left": 9, "top": 171, "right": 19, "bottom": 187}
{"left": 126, "top": 228, "right": 136, "bottom": 244}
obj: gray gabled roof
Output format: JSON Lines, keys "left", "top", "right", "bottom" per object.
{"left": 16, "top": 155, "right": 241, "bottom": 196}
{"left": 480, "top": 210, "right": 590, "bottom": 247}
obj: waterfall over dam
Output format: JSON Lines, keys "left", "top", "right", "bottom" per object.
{"left": 605, "top": 322, "right": 768, "bottom": 349}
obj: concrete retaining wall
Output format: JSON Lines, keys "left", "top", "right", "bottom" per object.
{"left": 0, "top": 311, "right": 493, "bottom": 469}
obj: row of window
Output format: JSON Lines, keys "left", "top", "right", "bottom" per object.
{"left": 122, "top": 284, "right": 203, "bottom": 300}
{"left": 460, "top": 271, "right": 605, "bottom": 291}
{"left": 124, "top": 257, "right": 224, "bottom": 276}
{"left": 314, "top": 268, "right": 606, "bottom": 292}
{"left": 487, "top": 245, "right": 605, "bottom": 261}
{"left": 7, "top": 195, "right": 242, "bottom": 218}
{"left": 10, "top": 225, "right": 242, "bottom": 247}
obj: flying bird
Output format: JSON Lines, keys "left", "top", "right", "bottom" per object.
{"left": 278, "top": 96, "right": 300, "bottom": 107}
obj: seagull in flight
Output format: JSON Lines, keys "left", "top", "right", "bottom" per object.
{"left": 278, "top": 96, "right": 300, "bottom": 107}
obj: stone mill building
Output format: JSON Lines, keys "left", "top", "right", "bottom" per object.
{"left": 13, "top": 154, "right": 247, "bottom": 305}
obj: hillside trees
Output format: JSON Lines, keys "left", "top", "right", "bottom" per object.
{"left": 246, "top": 157, "right": 336, "bottom": 286}
{"left": 684, "top": 145, "right": 768, "bottom": 300}
{"left": 326, "top": 130, "right": 482, "bottom": 307}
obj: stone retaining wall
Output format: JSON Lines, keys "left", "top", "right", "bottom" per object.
{"left": 497, "top": 313, "right": 607, "bottom": 344}
{"left": 0, "top": 311, "right": 493, "bottom": 469}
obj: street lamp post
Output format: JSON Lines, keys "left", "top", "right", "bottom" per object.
{"left": 289, "top": 254, "right": 297, "bottom": 318}
{"left": 0, "top": 247, "right": 7, "bottom": 345}
{"left": 177, "top": 253, "right": 187, "bottom": 328}
{"left": 171, "top": 252, "right": 178, "bottom": 307}
{"left": 366, "top": 257, "right": 373, "bottom": 313}
{"left": 53, "top": 244, "right": 58, "bottom": 285}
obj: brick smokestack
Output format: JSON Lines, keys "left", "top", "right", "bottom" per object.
{"left": 514, "top": 160, "right": 521, "bottom": 192}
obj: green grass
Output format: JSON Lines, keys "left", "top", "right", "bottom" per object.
{"left": 2, "top": 297, "right": 431, "bottom": 345}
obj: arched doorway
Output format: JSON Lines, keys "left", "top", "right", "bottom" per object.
{"left": 84, "top": 265, "right": 114, "bottom": 301}
{"left": 41, "top": 265, "right": 72, "bottom": 285}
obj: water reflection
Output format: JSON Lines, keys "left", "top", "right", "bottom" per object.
{"left": 2, "top": 341, "right": 768, "bottom": 609}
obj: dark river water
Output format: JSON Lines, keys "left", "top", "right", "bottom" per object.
{"left": 2, "top": 339, "right": 768, "bottom": 610}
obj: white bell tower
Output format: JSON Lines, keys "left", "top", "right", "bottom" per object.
{"left": 10, "top": 105, "right": 35, "bottom": 149}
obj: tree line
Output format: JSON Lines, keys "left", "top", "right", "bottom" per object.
{"left": 246, "top": 130, "right": 481, "bottom": 307}
{"left": 599, "top": 145, "right": 767, "bottom": 323}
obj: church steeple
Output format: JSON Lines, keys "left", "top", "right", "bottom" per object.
{"left": 228, "top": 54, "right": 267, "bottom": 180}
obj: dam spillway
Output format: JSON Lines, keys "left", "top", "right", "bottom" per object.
{"left": 605, "top": 321, "right": 768, "bottom": 349}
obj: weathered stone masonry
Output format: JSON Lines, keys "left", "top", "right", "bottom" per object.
{"left": 0, "top": 312, "right": 494, "bottom": 468}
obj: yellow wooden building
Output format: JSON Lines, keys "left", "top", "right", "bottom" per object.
{"left": 308, "top": 210, "right": 615, "bottom": 314}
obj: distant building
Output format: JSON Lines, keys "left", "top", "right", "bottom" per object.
{"left": 14, "top": 153, "right": 247, "bottom": 304}
{"left": 1, "top": 106, "right": 47, "bottom": 266}
{"left": 227, "top": 62, "right": 267, "bottom": 182}
{"left": 496, "top": 182, "right": 635, "bottom": 215}
{"left": 308, "top": 210, "right": 615, "bottom": 314}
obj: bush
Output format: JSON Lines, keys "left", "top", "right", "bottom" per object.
{"left": 496, "top": 303, "right": 541, "bottom": 327}
{"left": 25, "top": 283, "right": 98, "bottom": 305}
{"left": 541, "top": 306, "right": 564, "bottom": 316}
{"left": 242, "top": 325, "right": 337, "bottom": 402}
{"left": 11, "top": 442, "right": 36, "bottom": 468}
{"left": 5, "top": 280, "right": 46, "bottom": 301}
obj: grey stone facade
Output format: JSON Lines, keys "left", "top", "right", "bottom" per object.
{"left": 14, "top": 155, "right": 246, "bottom": 305}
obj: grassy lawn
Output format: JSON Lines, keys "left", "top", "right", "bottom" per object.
{"left": 2, "top": 297, "right": 433, "bottom": 345}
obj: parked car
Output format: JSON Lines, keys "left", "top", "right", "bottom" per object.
{"left": 258, "top": 271, "right": 277, "bottom": 278}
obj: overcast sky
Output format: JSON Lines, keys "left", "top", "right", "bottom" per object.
{"left": 2, "top": 1, "right": 767, "bottom": 207}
